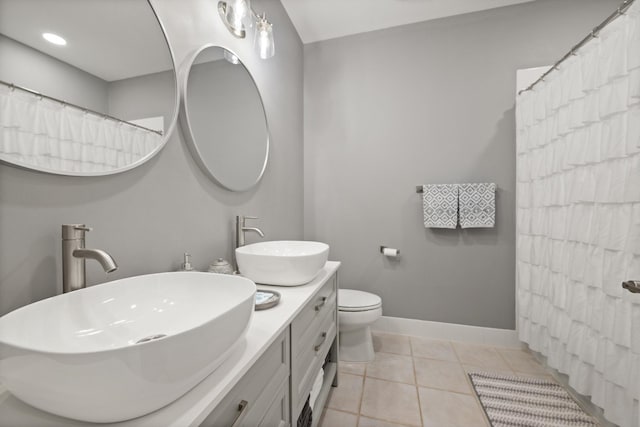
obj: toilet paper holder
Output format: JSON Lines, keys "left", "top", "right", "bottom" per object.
{"left": 380, "top": 246, "right": 400, "bottom": 257}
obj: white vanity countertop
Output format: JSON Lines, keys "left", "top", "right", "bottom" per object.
{"left": 0, "top": 261, "right": 340, "bottom": 427}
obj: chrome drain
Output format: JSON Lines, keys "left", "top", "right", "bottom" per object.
{"left": 135, "top": 334, "right": 167, "bottom": 344}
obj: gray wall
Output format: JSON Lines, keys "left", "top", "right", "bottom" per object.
{"left": 0, "top": 0, "right": 303, "bottom": 316}
{"left": 303, "top": 0, "right": 619, "bottom": 329}
{"left": 0, "top": 35, "right": 108, "bottom": 113}
{"left": 108, "top": 69, "right": 177, "bottom": 134}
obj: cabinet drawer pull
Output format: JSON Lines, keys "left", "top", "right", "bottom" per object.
{"left": 314, "top": 332, "right": 327, "bottom": 352}
{"left": 230, "top": 400, "right": 249, "bottom": 427}
{"left": 314, "top": 296, "right": 327, "bottom": 312}
{"left": 623, "top": 280, "right": 640, "bottom": 293}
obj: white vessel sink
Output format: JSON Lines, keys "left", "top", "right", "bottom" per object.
{"left": 236, "top": 240, "right": 329, "bottom": 286}
{"left": 0, "top": 271, "right": 256, "bottom": 423}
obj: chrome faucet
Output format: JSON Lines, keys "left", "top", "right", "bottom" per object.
{"left": 62, "top": 224, "right": 118, "bottom": 293}
{"left": 235, "top": 215, "right": 265, "bottom": 248}
{"left": 234, "top": 216, "right": 264, "bottom": 273}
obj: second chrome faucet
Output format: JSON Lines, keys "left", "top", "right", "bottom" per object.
{"left": 235, "top": 215, "right": 264, "bottom": 249}
{"left": 234, "top": 215, "right": 264, "bottom": 273}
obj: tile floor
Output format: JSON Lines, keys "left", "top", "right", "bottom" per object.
{"left": 318, "top": 332, "right": 552, "bottom": 427}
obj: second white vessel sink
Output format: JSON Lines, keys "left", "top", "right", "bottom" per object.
{"left": 0, "top": 271, "right": 256, "bottom": 423}
{"left": 236, "top": 240, "right": 329, "bottom": 286}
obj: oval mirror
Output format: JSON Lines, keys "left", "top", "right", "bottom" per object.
{"left": 181, "top": 45, "right": 269, "bottom": 192}
{"left": 0, "top": 0, "right": 178, "bottom": 176}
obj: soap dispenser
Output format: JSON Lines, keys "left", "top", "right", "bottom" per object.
{"left": 180, "top": 252, "right": 194, "bottom": 271}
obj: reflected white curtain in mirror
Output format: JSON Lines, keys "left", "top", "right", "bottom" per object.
{"left": 516, "top": 3, "right": 640, "bottom": 426}
{"left": 0, "top": 85, "right": 163, "bottom": 174}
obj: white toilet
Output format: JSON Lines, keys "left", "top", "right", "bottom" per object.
{"left": 338, "top": 289, "right": 382, "bottom": 362}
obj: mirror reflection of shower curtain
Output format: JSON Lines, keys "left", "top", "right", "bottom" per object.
{"left": 0, "top": 85, "right": 163, "bottom": 174}
{"left": 516, "top": 3, "right": 640, "bottom": 426}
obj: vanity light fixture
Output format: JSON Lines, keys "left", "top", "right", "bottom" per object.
{"left": 217, "top": 1, "right": 275, "bottom": 59}
{"left": 42, "top": 32, "right": 66, "bottom": 46}
{"left": 219, "top": 0, "right": 250, "bottom": 37}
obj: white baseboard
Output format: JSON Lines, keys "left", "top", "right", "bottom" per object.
{"left": 372, "top": 316, "right": 522, "bottom": 348}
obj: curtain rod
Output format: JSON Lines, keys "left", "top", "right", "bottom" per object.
{"left": 519, "top": 0, "right": 636, "bottom": 95}
{"left": 0, "top": 79, "right": 163, "bottom": 136}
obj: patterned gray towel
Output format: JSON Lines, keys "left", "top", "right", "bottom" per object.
{"left": 422, "top": 184, "right": 458, "bottom": 229}
{"left": 459, "top": 183, "right": 496, "bottom": 228}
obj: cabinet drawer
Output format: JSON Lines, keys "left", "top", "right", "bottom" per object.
{"left": 291, "top": 306, "right": 336, "bottom": 418}
{"left": 291, "top": 275, "right": 336, "bottom": 354}
{"left": 200, "top": 330, "right": 289, "bottom": 427}
{"left": 257, "top": 376, "right": 290, "bottom": 427}
{"left": 295, "top": 297, "right": 336, "bottom": 361}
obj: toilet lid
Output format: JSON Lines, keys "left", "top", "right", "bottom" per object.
{"left": 338, "top": 289, "right": 382, "bottom": 312}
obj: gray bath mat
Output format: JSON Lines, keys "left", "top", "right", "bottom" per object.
{"left": 468, "top": 372, "right": 599, "bottom": 427}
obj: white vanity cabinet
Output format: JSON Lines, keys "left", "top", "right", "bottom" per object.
{"left": 290, "top": 273, "right": 338, "bottom": 424}
{"left": 199, "top": 271, "right": 339, "bottom": 427}
{"left": 200, "top": 330, "right": 290, "bottom": 427}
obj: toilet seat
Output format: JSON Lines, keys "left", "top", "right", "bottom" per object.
{"left": 338, "top": 289, "right": 382, "bottom": 312}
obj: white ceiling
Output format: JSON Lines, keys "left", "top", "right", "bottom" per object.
{"left": 280, "top": 0, "right": 537, "bottom": 44}
{"left": 0, "top": 0, "right": 539, "bottom": 81}
{"left": 0, "top": 0, "right": 172, "bottom": 82}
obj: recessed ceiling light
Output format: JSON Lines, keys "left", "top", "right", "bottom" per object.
{"left": 42, "top": 32, "right": 66, "bottom": 46}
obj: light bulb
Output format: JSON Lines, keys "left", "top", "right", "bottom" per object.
{"left": 255, "top": 16, "right": 274, "bottom": 59}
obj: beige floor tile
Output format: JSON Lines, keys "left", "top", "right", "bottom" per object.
{"left": 497, "top": 348, "right": 548, "bottom": 375}
{"left": 319, "top": 408, "right": 358, "bottom": 427}
{"left": 326, "top": 373, "right": 364, "bottom": 413}
{"left": 372, "top": 332, "right": 412, "bottom": 356}
{"left": 360, "top": 378, "right": 422, "bottom": 427}
{"left": 340, "top": 361, "right": 367, "bottom": 376}
{"left": 452, "top": 342, "right": 511, "bottom": 371}
{"left": 410, "top": 337, "right": 458, "bottom": 362}
{"left": 358, "top": 416, "right": 409, "bottom": 427}
{"left": 414, "top": 357, "right": 471, "bottom": 394}
{"left": 419, "top": 387, "right": 488, "bottom": 427}
{"left": 365, "top": 352, "right": 415, "bottom": 384}
{"left": 462, "top": 363, "right": 514, "bottom": 377}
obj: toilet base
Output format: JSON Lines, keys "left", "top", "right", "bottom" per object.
{"left": 339, "top": 326, "right": 375, "bottom": 362}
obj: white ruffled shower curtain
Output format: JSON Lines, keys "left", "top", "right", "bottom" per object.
{"left": 516, "top": 3, "right": 640, "bottom": 426}
{"left": 0, "top": 84, "right": 162, "bottom": 174}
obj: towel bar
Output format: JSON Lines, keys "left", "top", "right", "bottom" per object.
{"left": 416, "top": 185, "right": 498, "bottom": 193}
